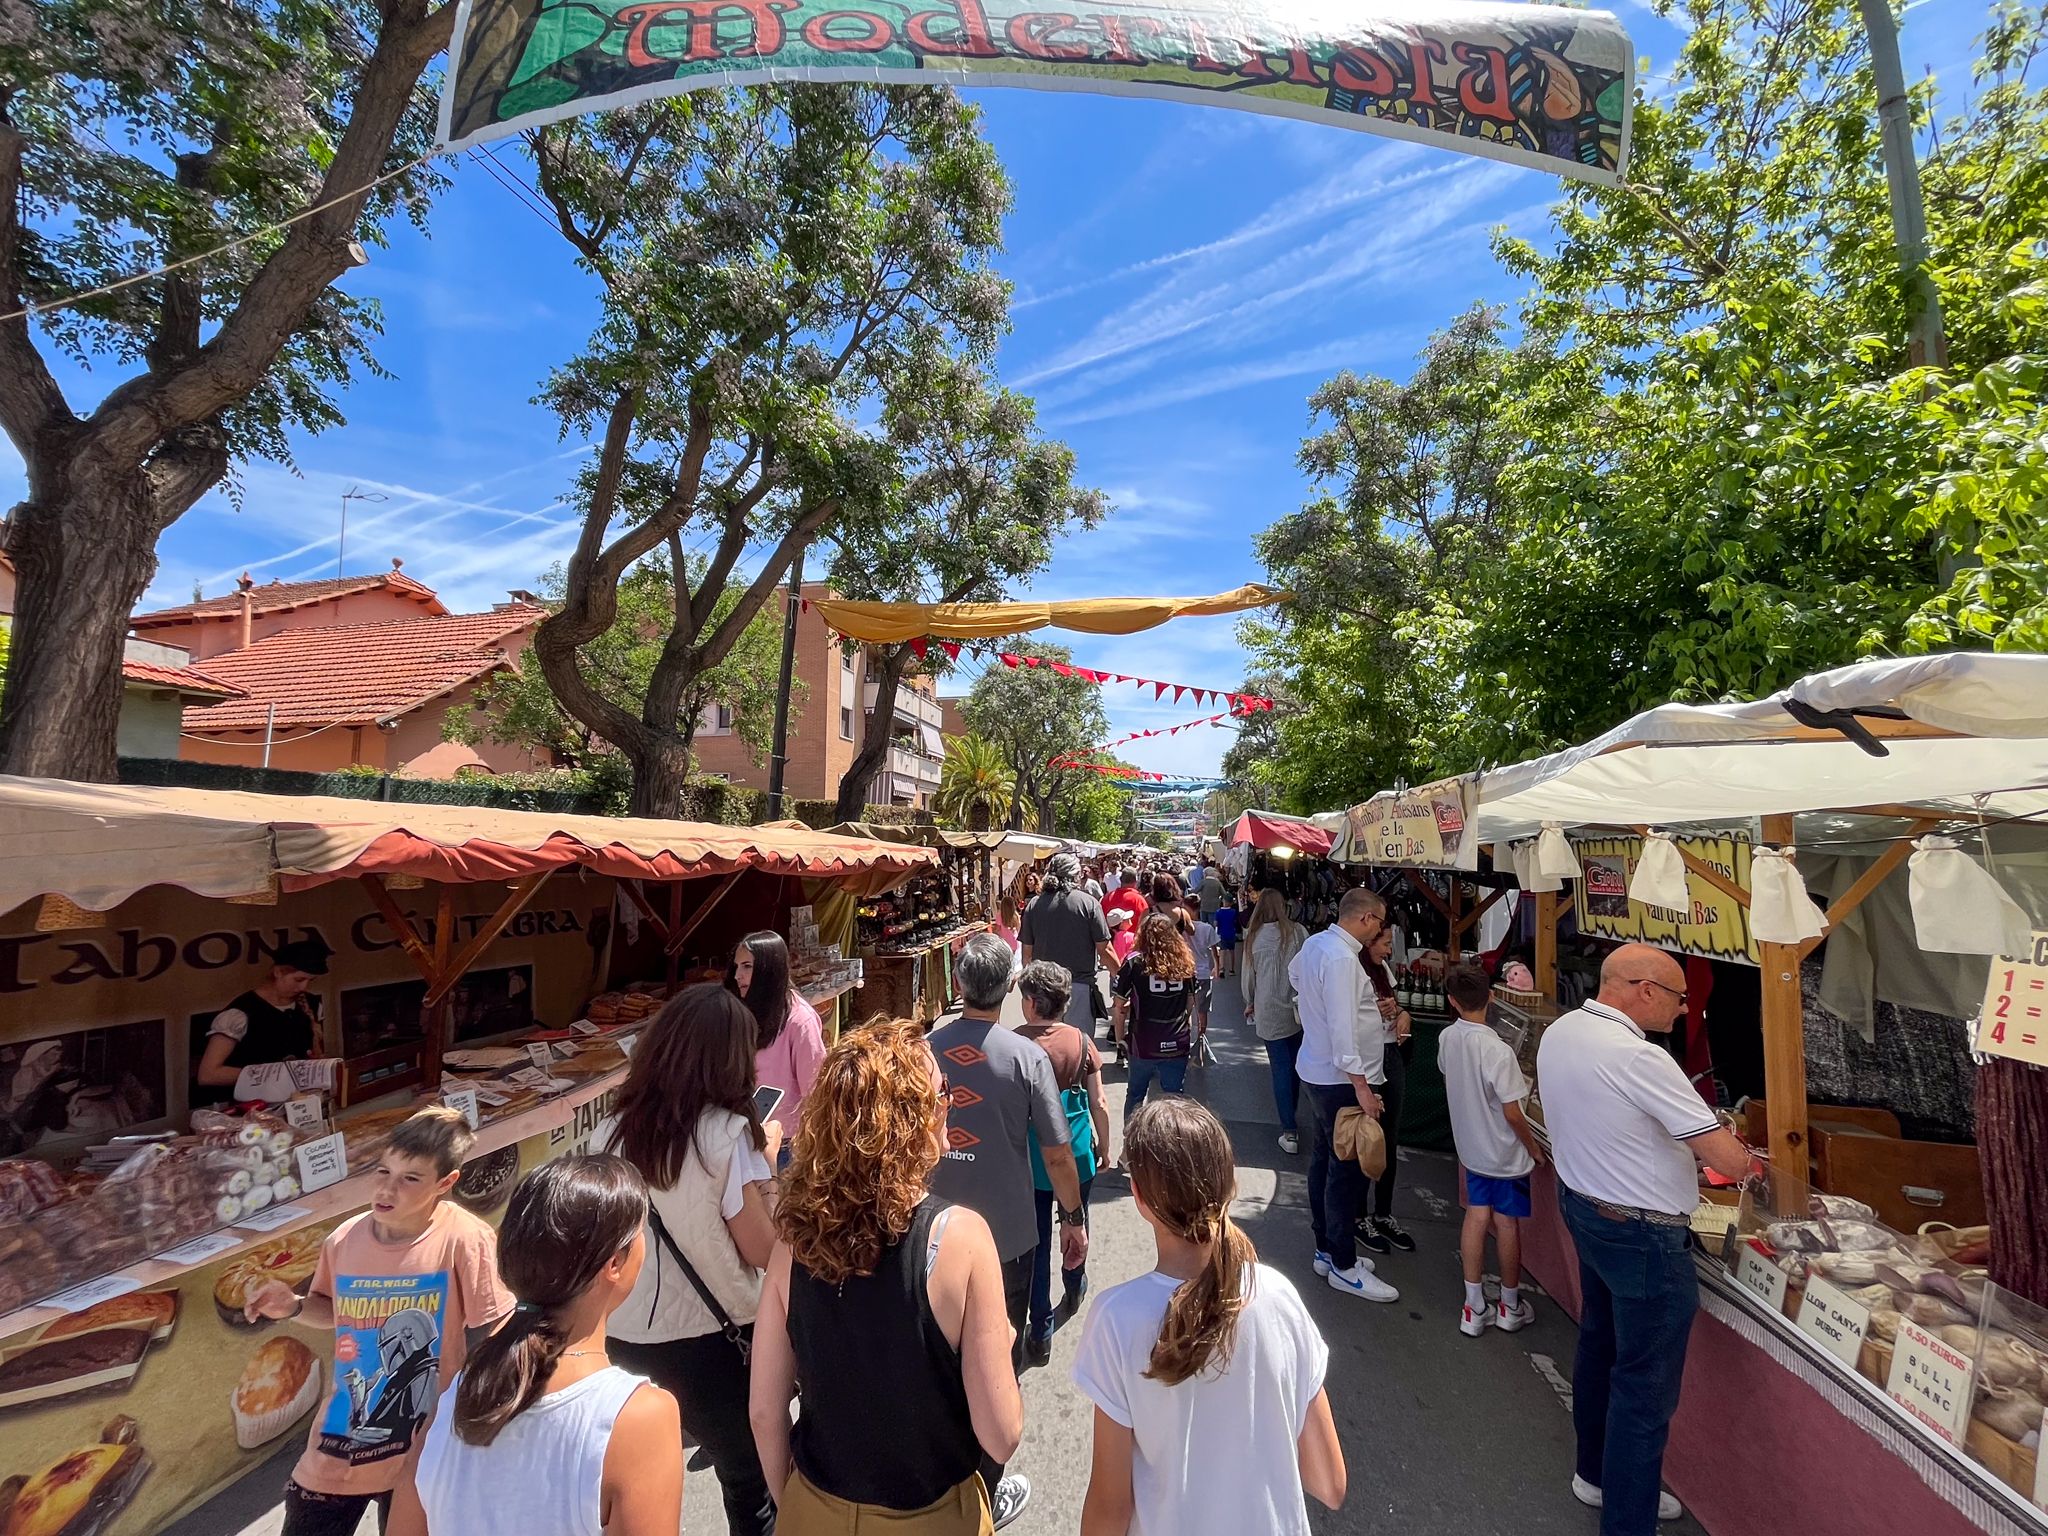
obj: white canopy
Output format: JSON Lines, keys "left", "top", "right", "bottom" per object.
{"left": 1474, "top": 653, "right": 2048, "bottom": 843}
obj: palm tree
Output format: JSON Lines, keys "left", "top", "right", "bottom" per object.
{"left": 937, "top": 734, "right": 1016, "bottom": 831}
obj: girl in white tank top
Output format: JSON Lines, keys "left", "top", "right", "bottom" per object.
{"left": 387, "top": 1156, "right": 682, "bottom": 1536}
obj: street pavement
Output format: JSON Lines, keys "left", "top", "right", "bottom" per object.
{"left": 169, "top": 972, "right": 1703, "bottom": 1536}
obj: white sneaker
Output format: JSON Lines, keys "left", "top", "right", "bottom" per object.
{"left": 1278, "top": 1131, "right": 1300, "bottom": 1154}
{"left": 1572, "top": 1475, "right": 1682, "bottom": 1522}
{"left": 1313, "top": 1250, "right": 1374, "bottom": 1277}
{"left": 992, "top": 1474, "right": 1032, "bottom": 1529}
{"left": 1459, "top": 1303, "right": 1494, "bottom": 1337}
{"left": 1497, "top": 1297, "right": 1536, "bottom": 1333}
{"left": 1327, "top": 1263, "right": 1399, "bottom": 1303}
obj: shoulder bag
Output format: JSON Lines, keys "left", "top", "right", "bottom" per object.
{"left": 645, "top": 1204, "right": 751, "bottom": 1361}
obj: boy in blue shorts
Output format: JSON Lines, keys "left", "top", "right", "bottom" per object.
{"left": 1439, "top": 962, "right": 1547, "bottom": 1337}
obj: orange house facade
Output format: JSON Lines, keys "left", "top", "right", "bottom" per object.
{"left": 129, "top": 564, "right": 554, "bottom": 775}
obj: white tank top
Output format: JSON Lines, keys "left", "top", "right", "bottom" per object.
{"left": 414, "top": 1366, "right": 648, "bottom": 1536}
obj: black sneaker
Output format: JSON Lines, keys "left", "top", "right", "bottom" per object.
{"left": 992, "top": 1474, "right": 1032, "bottom": 1529}
{"left": 1023, "top": 1333, "right": 1053, "bottom": 1369}
{"left": 1379, "top": 1216, "right": 1417, "bottom": 1253}
{"left": 1356, "top": 1217, "right": 1391, "bottom": 1255}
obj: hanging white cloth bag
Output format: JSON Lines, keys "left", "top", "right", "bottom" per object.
{"left": 1907, "top": 835, "right": 2035, "bottom": 958}
{"left": 1750, "top": 846, "right": 1828, "bottom": 945}
{"left": 1627, "top": 830, "right": 1692, "bottom": 913}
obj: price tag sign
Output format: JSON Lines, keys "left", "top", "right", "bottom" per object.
{"left": 617, "top": 1033, "right": 639, "bottom": 1060}
{"left": 509, "top": 1066, "right": 555, "bottom": 1090}
{"left": 1979, "top": 933, "right": 2048, "bottom": 1067}
{"left": 1733, "top": 1246, "right": 1789, "bottom": 1312}
{"left": 236, "top": 1202, "right": 311, "bottom": 1234}
{"left": 1796, "top": 1275, "right": 1871, "bottom": 1367}
{"left": 294, "top": 1132, "right": 349, "bottom": 1193}
{"left": 471, "top": 1083, "right": 513, "bottom": 1107}
{"left": 444, "top": 1087, "right": 480, "bottom": 1130}
{"left": 43, "top": 1272, "right": 145, "bottom": 1314}
{"left": 283, "top": 1097, "right": 328, "bottom": 1134}
{"left": 525, "top": 1042, "right": 557, "bottom": 1072}
{"left": 155, "top": 1230, "right": 245, "bottom": 1266}
{"left": 569, "top": 1019, "right": 601, "bottom": 1036}
{"left": 1887, "top": 1317, "right": 1975, "bottom": 1444}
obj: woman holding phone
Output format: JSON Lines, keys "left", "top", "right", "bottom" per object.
{"left": 593, "top": 984, "right": 780, "bottom": 1536}
{"left": 732, "top": 931, "right": 827, "bottom": 1141}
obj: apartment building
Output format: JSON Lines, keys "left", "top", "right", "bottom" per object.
{"left": 691, "top": 582, "right": 949, "bottom": 808}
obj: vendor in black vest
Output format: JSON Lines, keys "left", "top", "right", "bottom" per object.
{"left": 193, "top": 939, "right": 330, "bottom": 1105}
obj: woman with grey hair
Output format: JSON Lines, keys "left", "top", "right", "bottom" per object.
{"left": 1014, "top": 962, "right": 1108, "bottom": 1366}
{"left": 1019, "top": 855, "right": 1118, "bottom": 1034}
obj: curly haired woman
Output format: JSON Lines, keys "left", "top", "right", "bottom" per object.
{"left": 748, "top": 1018, "right": 1022, "bottom": 1535}
{"left": 1110, "top": 912, "right": 1199, "bottom": 1124}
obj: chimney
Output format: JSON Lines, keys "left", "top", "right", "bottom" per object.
{"left": 236, "top": 571, "right": 254, "bottom": 651}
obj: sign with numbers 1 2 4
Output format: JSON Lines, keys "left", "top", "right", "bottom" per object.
{"left": 1979, "top": 932, "right": 2048, "bottom": 1068}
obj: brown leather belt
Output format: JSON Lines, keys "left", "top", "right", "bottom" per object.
{"left": 1571, "top": 1188, "right": 1693, "bottom": 1229}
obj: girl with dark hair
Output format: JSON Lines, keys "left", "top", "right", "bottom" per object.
{"left": 731, "top": 930, "right": 827, "bottom": 1137}
{"left": 1074, "top": 1099, "right": 1344, "bottom": 1536}
{"left": 751, "top": 1018, "right": 1020, "bottom": 1535}
{"left": 593, "top": 984, "right": 780, "bottom": 1536}
{"left": 394, "top": 1155, "right": 682, "bottom": 1536}
{"left": 1110, "top": 913, "right": 1198, "bottom": 1125}
{"left": 1355, "top": 925, "right": 1416, "bottom": 1256}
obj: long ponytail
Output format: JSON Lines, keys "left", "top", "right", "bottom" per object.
{"left": 1123, "top": 1097, "right": 1256, "bottom": 1385}
{"left": 452, "top": 1154, "right": 647, "bottom": 1446}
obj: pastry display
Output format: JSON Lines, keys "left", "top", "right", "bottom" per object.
{"left": 36, "top": 1293, "right": 176, "bottom": 1347}
{"left": 213, "top": 1229, "right": 322, "bottom": 1327}
{"left": 230, "top": 1337, "right": 321, "bottom": 1449}
{"left": 0, "top": 1418, "right": 148, "bottom": 1536}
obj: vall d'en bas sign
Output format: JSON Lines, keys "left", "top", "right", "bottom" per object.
{"left": 441, "top": 0, "right": 1635, "bottom": 187}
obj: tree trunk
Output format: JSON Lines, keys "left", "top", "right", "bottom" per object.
{"left": 836, "top": 644, "right": 912, "bottom": 822}
{"left": 628, "top": 734, "right": 694, "bottom": 820}
{"left": 0, "top": 470, "right": 166, "bottom": 780}
{"left": 1978, "top": 1058, "right": 2048, "bottom": 1306}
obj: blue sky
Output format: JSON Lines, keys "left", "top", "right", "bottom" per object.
{"left": 4, "top": 0, "right": 1986, "bottom": 784}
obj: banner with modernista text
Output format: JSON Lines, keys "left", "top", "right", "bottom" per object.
{"left": 440, "top": 0, "right": 1634, "bottom": 185}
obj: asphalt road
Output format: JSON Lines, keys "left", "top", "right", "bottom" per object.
{"left": 170, "top": 973, "right": 1703, "bottom": 1536}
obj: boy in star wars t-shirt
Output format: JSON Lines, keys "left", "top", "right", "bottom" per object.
{"left": 244, "top": 1107, "right": 510, "bottom": 1536}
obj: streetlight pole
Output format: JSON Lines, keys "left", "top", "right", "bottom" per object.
{"left": 338, "top": 487, "right": 388, "bottom": 579}
{"left": 765, "top": 545, "right": 806, "bottom": 820}
{"left": 1858, "top": 0, "right": 1947, "bottom": 368}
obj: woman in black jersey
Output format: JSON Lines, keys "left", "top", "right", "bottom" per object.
{"left": 749, "top": 1018, "right": 1021, "bottom": 1535}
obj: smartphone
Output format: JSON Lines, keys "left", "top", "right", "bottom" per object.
{"left": 752, "top": 1084, "right": 785, "bottom": 1122}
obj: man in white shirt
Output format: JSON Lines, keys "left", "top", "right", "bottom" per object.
{"left": 1286, "top": 887, "right": 1398, "bottom": 1303}
{"left": 1536, "top": 943, "right": 1750, "bottom": 1535}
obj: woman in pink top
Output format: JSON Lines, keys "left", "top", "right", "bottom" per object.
{"left": 732, "top": 932, "right": 826, "bottom": 1142}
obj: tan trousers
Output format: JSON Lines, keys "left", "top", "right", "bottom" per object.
{"left": 776, "top": 1470, "right": 993, "bottom": 1536}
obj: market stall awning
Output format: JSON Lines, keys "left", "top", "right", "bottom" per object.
{"left": 1228, "top": 809, "right": 1334, "bottom": 856}
{"left": 822, "top": 822, "right": 1007, "bottom": 853}
{"left": 0, "top": 776, "right": 938, "bottom": 913}
{"left": 809, "top": 585, "right": 1288, "bottom": 644}
{"left": 1474, "top": 653, "right": 2048, "bottom": 843}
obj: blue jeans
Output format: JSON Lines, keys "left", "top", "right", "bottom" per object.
{"left": 1029, "top": 1177, "right": 1094, "bottom": 1343}
{"left": 1124, "top": 1055, "right": 1188, "bottom": 1120}
{"left": 1304, "top": 1080, "right": 1368, "bottom": 1271}
{"left": 1264, "top": 1034, "right": 1302, "bottom": 1132}
{"left": 1560, "top": 1186, "right": 1699, "bottom": 1536}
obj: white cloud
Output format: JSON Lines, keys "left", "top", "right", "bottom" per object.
{"left": 1047, "top": 331, "right": 1392, "bottom": 427}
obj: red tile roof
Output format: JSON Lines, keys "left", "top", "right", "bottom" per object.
{"left": 181, "top": 606, "right": 545, "bottom": 732}
{"left": 122, "top": 658, "right": 245, "bottom": 699}
{"left": 132, "top": 568, "right": 447, "bottom": 627}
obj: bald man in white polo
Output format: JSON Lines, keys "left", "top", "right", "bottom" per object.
{"left": 1537, "top": 943, "right": 1750, "bottom": 1535}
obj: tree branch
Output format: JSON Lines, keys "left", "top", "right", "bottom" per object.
{"left": 0, "top": 120, "right": 76, "bottom": 454}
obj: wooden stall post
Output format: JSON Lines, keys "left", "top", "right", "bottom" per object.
{"left": 1757, "top": 813, "right": 1810, "bottom": 1186}
{"left": 1448, "top": 880, "right": 1464, "bottom": 962}
{"left": 1535, "top": 890, "right": 1560, "bottom": 1001}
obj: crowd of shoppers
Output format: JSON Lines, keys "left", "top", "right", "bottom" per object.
{"left": 238, "top": 846, "right": 1751, "bottom": 1536}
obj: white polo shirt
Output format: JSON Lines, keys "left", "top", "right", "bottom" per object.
{"left": 1535, "top": 999, "right": 1718, "bottom": 1216}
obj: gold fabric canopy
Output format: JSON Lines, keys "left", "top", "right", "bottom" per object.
{"left": 809, "top": 585, "right": 1289, "bottom": 644}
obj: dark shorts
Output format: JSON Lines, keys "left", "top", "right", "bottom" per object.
{"left": 1465, "top": 1171, "right": 1533, "bottom": 1218}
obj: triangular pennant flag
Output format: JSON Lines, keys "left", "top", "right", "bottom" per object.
{"left": 1051, "top": 662, "right": 1072, "bottom": 676}
{"left": 941, "top": 641, "right": 961, "bottom": 661}
{"left": 1153, "top": 681, "right": 1167, "bottom": 699}
{"left": 1114, "top": 674, "right": 1131, "bottom": 684}
{"left": 1172, "top": 685, "right": 1186, "bottom": 704}
{"left": 1002, "top": 654, "right": 1020, "bottom": 669}
{"left": 909, "top": 637, "right": 928, "bottom": 661}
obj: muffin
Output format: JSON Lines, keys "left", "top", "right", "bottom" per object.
{"left": 229, "top": 1336, "right": 321, "bottom": 1449}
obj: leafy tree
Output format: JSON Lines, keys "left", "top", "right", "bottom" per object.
{"left": 960, "top": 641, "right": 1109, "bottom": 832}
{"left": 934, "top": 732, "right": 1015, "bottom": 831}
{"left": 0, "top": 0, "right": 450, "bottom": 777}
{"left": 523, "top": 85, "right": 1009, "bottom": 816}
{"left": 1053, "top": 765, "right": 1138, "bottom": 844}
{"left": 826, "top": 360, "right": 1106, "bottom": 821}
{"left": 445, "top": 557, "right": 792, "bottom": 769}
